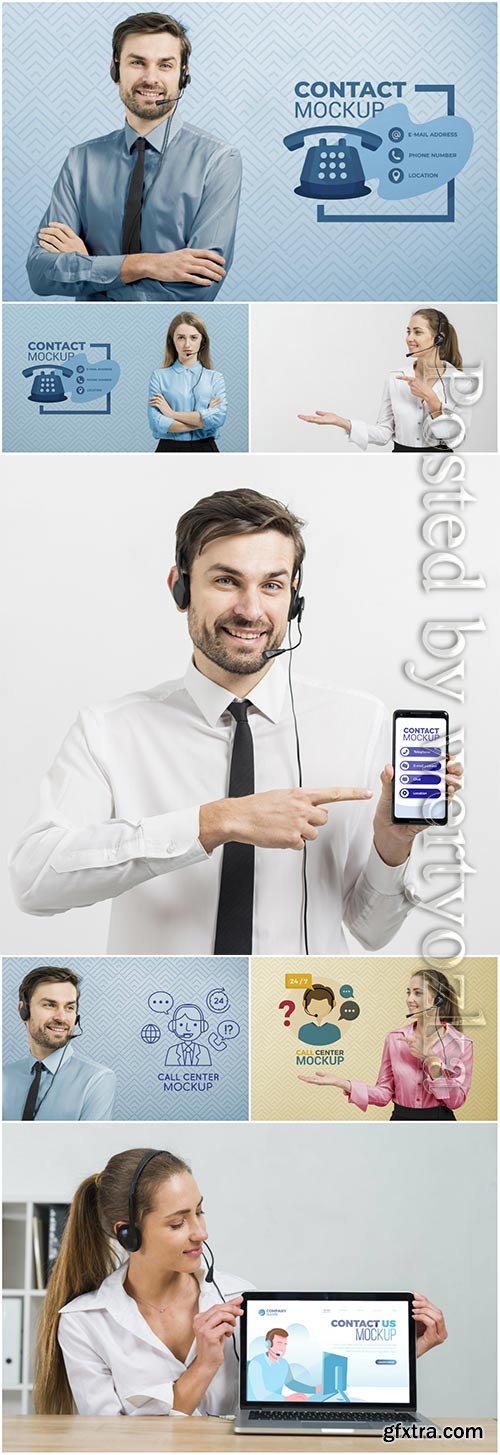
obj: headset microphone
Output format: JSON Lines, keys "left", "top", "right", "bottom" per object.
{"left": 262, "top": 629, "right": 302, "bottom": 661}
{"left": 202, "top": 1244, "right": 240, "bottom": 1364}
{"left": 202, "top": 1241, "right": 215, "bottom": 1283}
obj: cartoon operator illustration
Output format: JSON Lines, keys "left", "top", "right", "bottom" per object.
{"left": 247, "top": 1328, "right": 321, "bottom": 1402}
{"left": 164, "top": 1003, "right": 213, "bottom": 1066}
{"left": 297, "top": 984, "right": 341, "bottom": 1047}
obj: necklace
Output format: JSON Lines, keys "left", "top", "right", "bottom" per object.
{"left": 135, "top": 1293, "right": 170, "bottom": 1314}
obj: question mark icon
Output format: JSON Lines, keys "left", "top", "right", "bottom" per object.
{"left": 279, "top": 999, "right": 295, "bottom": 1027}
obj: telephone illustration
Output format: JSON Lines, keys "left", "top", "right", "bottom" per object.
{"left": 22, "top": 365, "right": 74, "bottom": 404}
{"left": 283, "top": 125, "right": 382, "bottom": 199}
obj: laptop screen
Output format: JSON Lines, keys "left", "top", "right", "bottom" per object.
{"left": 241, "top": 1292, "right": 416, "bottom": 1410}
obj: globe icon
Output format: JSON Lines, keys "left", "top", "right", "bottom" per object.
{"left": 141, "top": 1023, "right": 161, "bottom": 1045}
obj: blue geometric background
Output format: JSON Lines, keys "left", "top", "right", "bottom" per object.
{"left": 3, "top": 957, "right": 249, "bottom": 1120}
{"left": 3, "top": 3, "right": 496, "bottom": 301}
{"left": 2, "top": 302, "right": 248, "bottom": 452}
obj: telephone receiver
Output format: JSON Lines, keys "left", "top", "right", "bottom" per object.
{"left": 22, "top": 365, "right": 74, "bottom": 378}
{"left": 22, "top": 364, "right": 74, "bottom": 404}
{"left": 283, "top": 125, "right": 382, "bottom": 201}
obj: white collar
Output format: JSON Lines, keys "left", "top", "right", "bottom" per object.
{"left": 183, "top": 654, "right": 289, "bottom": 728}
{"left": 59, "top": 1260, "right": 224, "bottom": 1363}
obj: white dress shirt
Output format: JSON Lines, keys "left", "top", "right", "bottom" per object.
{"left": 348, "top": 362, "right": 470, "bottom": 450}
{"left": 10, "top": 656, "right": 414, "bottom": 954}
{"left": 58, "top": 1261, "right": 253, "bottom": 1416}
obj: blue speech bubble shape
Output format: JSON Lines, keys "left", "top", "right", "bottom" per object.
{"left": 363, "top": 103, "right": 474, "bottom": 200}
{"left": 148, "top": 990, "right": 174, "bottom": 1015}
{"left": 206, "top": 988, "right": 230, "bottom": 1013}
{"left": 67, "top": 355, "right": 121, "bottom": 404}
{"left": 339, "top": 1000, "right": 360, "bottom": 1022}
{"left": 339, "top": 984, "right": 354, "bottom": 999}
{"left": 217, "top": 1019, "right": 240, "bottom": 1040}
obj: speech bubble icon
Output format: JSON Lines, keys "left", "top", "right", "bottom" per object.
{"left": 148, "top": 990, "right": 174, "bottom": 1015}
{"left": 339, "top": 984, "right": 354, "bottom": 999}
{"left": 339, "top": 999, "right": 360, "bottom": 1022}
{"left": 217, "top": 1019, "right": 240, "bottom": 1040}
{"left": 279, "top": 999, "right": 295, "bottom": 1026}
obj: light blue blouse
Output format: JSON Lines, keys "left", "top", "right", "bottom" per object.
{"left": 148, "top": 359, "right": 227, "bottom": 441}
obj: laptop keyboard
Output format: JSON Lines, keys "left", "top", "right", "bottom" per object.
{"left": 248, "top": 1408, "right": 408, "bottom": 1422}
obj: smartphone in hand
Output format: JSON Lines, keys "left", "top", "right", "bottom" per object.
{"left": 392, "top": 709, "right": 449, "bottom": 825}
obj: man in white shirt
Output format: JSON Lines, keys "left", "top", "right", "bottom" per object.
{"left": 9, "top": 488, "right": 460, "bottom": 954}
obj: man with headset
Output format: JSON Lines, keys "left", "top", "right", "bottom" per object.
{"left": 10, "top": 487, "right": 461, "bottom": 954}
{"left": 26, "top": 11, "right": 241, "bottom": 301}
{"left": 3, "top": 967, "right": 116, "bottom": 1120}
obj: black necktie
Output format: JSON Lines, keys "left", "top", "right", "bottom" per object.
{"left": 22, "top": 1061, "right": 43, "bottom": 1121}
{"left": 214, "top": 700, "right": 255, "bottom": 954}
{"left": 122, "top": 137, "right": 146, "bottom": 254}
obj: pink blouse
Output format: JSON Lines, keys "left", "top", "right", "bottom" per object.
{"left": 347, "top": 1022, "right": 473, "bottom": 1113}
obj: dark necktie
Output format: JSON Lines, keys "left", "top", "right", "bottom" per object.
{"left": 122, "top": 137, "right": 146, "bottom": 254}
{"left": 22, "top": 1061, "right": 43, "bottom": 1121}
{"left": 214, "top": 700, "right": 255, "bottom": 954}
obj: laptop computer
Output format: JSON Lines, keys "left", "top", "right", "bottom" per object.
{"left": 235, "top": 1290, "right": 438, "bottom": 1435}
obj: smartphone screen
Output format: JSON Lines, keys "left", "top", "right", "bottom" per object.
{"left": 392, "top": 710, "right": 449, "bottom": 824}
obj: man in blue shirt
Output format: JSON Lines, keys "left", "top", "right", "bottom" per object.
{"left": 26, "top": 11, "right": 242, "bottom": 302}
{"left": 3, "top": 967, "right": 116, "bottom": 1121}
{"left": 248, "top": 1328, "right": 322, "bottom": 1402}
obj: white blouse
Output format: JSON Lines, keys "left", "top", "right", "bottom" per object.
{"left": 349, "top": 363, "right": 470, "bottom": 450}
{"left": 58, "top": 1261, "right": 254, "bottom": 1417}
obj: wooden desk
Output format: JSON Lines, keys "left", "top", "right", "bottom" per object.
{"left": 3, "top": 1416, "right": 496, "bottom": 1453}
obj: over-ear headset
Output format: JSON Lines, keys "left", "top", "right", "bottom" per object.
{"left": 434, "top": 312, "right": 446, "bottom": 347}
{"left": 167, "top": 1003, "right": 209, "bottom": 1035}
{"left": 116, "top": 1150, "right": 162, "bottom": 1253}
{"left": 173, "top": 556, "right": 305, "bottom": 625}
{"left": 110, "top": 53, "right": 190, "bottom": 90}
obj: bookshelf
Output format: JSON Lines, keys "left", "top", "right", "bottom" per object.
{"left": 2, "top": 1201, "right": 68, "bottom": 1415}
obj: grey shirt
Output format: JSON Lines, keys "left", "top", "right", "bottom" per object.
{"left": 26, "top": 113, "right": 242, "bottom": 301}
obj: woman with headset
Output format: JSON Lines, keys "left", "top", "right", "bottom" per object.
{"left": 33, "top": 1145, "right": 447, "bottom": 1414}
{"left": 299, "top": 968, "right": 473, "bottom": 1120}
{"left": 148, "top": 313, "right": 227, "bottom": 452}
{"left": 34, "top": 1147, "right": 251, "bottom": 1416}
{"left": 298, "top": 308, "right": 469, "bottom": 452}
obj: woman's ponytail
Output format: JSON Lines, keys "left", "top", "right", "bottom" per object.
{"left": 33, "top": 1173, "right": 117, "bottom": 1414}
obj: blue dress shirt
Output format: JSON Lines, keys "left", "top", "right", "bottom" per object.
{"left": 148, "top": 360, "right": 227, "bottom": 442}
{"left": 3, "top": 1044, "right": 116, "bottom": 1121}
{"left": 26, "top": 113, "right": 242, "bottom": 302}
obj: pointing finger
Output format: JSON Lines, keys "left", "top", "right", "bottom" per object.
{"left": 308, "top": 787, "right": 373, "bottom": 806}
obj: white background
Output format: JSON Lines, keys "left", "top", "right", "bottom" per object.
{"left": 2, "top": 1119, "right": 496, "bottom": 1421}
{"left": 1, "top": 453, "right": 498, "bottom": 954}
{"left": 250, "top": 303, "right": 497, "bottom": 452}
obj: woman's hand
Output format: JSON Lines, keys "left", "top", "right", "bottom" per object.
{"left": 297, "top": 1069, "right": 351, "bottom": 1092}
{"left": 396, "top": 374, "right": 442, "bottom": 417}
{"left": 149, "top": 393, "right": 174, "bottom": 416}
{"left": 192, "top": 1297, "right": 243, "bottom": 1374}
{"left": 298, "top": 411, "right": 349, "bottom": 429}
{"left": 208, "top": 396, "right": 221, "bottom": 409}
{"left": 413, "top": 1293, "right": 448, "bottom": 1358}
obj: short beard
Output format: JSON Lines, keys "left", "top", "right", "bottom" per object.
{"left": 120, "top": 87, "right": 175, "bottom": 121}
{"left": 30, "top": 1025, "right": 71, "bottom": 1053}
{"left": 188, "top": 608, "right": 282, "bottom": 676}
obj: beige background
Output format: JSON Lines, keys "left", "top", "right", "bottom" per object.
{"left": 250, "top": 957, "right": 497, "bottom": 1121}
